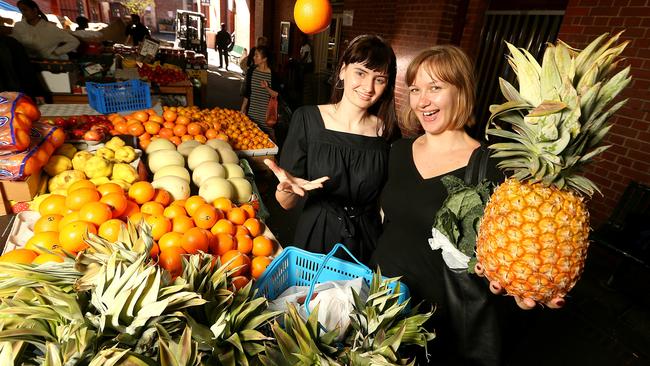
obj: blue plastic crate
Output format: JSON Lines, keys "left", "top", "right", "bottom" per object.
{"left": 87, "top": 79, "right": 151, "bottom": 114}
{"left": 255, "top": 244, "right": 410, "bottom": 307}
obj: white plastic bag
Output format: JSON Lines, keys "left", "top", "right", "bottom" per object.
{"left": 268, "top": 277, "right": 369, "bottom": 339}
{"left": 429, "top": 227, "right": 471, "bottom": 269}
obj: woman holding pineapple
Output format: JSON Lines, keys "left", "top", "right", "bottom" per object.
{"left": 371, "top": 46, "right": 564, "bottom": 365}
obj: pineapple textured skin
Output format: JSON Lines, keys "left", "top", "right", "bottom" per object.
{"left": 477, "top": 179, "right": 590, "bottom": 302}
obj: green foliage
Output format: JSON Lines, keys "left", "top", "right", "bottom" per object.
{"left": 120, "top": 0, "right": 155, "bottom": 17}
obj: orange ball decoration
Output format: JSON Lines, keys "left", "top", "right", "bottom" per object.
{"left": 294, "top": 0, "right": 332, "bottom": 35}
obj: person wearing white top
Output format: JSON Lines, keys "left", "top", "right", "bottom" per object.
{"left": 10, "top": 0, "right": 79, "bottom": 60}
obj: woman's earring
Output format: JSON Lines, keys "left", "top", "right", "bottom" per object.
{"left": 335, "top": 78, "right": 344, "bottom": 90}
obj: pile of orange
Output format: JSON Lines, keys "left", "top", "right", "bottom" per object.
{"left": 8, "top": 183, "right": 277, "bottom": 285}
{"left": 155, "top": 196, "right": 276, "bottom": 286}
{"left": 105, "top": 106, "right": 275, "bottom": 152}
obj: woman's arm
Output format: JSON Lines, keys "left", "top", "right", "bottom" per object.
{"left": 53, "top": 28, "right": 80, "bottom": 56}
{"left": 240, "top": 97, "right": 249, "bottom": 114}
{"left": 261, "top": 80, "right": 278, "bottom": 97}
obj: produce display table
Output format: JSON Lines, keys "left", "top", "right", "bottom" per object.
{"left": 39, "top": 102, "right": 163, "bottom": 117}
{"left": 51, "top": 80, "right": 194, "bottom": 106}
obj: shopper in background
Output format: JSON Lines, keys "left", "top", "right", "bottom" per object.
{"left": 9, "top": 0, "right": 79, "bottom": 60}
{"left": 72, "top": 16, "right": 102, "bottom": 42}
{"left": 215, "top": 23, "right": 231, "bottom": 70}
{"left": 240, "top": 45, "right": 279, "bottom": 137}
{"left": 263, "top": 35, "right": 399, "bottom": 265}
{"left": 124, "top": 14, "right": 149, "bottom": 46}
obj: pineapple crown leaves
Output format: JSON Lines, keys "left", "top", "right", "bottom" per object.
{"left": 87, "top": 347, "right": 157, "bottom": 366}
{"left": 0, "top": 261, "right": 81, "bottom": 297}
{"left": 432, "top": 175, "right": 493, "bottom": 272}
{"left": 88, "top": 253, "right": 204, "bottom": 338}
{"left": 156, "top": 325, "right": 202, "bottom": 366}
{"left": 487, "top": 32, "right": 631, "bottom": 196}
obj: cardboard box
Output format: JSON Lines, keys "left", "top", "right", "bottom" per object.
{"left": 0, "top": 171, "right": 42, "bottom": 202}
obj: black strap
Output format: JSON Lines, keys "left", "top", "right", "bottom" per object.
{"left": 464, "top": 144, "right": 490, "bottom": 185}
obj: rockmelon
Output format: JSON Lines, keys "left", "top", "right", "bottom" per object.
{"left": 188, "top": 145, "right": 220, "bottom": 170}
{"left": 151, "top": 176, "right": 190, "bottom": 201}
{"left": 154, "top": 165, "right": 191, "bottom": 183}
{"left": 177, "top": 140, "right": 202, "bottom": 157}
{"left": 192, "top": 161, "right": 226, "bottom": 187}
{"left": 222, "top": 163, "right": 245, "bottom": 179}
{"left": 147, "top": 149, "right": 185, "bottom": 173}
{"left": 146, "top": 138, "right": 176, "bottom": 154}
{"left": 218, "top": 148, "right": 240, "bottom": 164}
{"left": 198, "top": 177, "right": 233, "bottom": 202}
{"left": 228, "top": 177, "right": 253, "bottom": 203}
{"left": 206, "top": 139, "right": 232, "bottom": 151}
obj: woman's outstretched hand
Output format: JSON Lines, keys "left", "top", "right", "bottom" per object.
{"left": 474, "top": 262, "right": 565, "bottom": 310}
{"left": 264, "top": 159, "right": 329, "bottom": 197}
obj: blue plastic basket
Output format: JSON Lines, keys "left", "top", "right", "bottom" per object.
{"left": 86, "top": 79, "right": 152, "bottom": 114}
{"left": 255, "top": 243, "right": 410, "bottom": 308}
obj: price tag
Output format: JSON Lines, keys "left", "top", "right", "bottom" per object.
{"left": 84, "top": 63, "right": 104, "bottom": 75}
{"left": 139, "top": 39, "right": 160, "bottom": 58}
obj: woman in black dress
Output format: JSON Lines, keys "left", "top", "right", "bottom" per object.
{"left": 264, "top": 35, "right": 399, "bottom": 264}
{"left": 371, "top": 46, "right": 564, "bottom": 365}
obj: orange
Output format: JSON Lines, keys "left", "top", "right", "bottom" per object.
{"left": 239, "top": 203, "right": 256, "bottom": 219}
{"left": 211, "top": 219, "right": 235, "bottom": 236}
{"left": 149, "top": 114, "right": 164, "bottom": 123}
{"left": 145, "top": 214, "right": 172, "bottom": 241}
{"left": 59, "top": 221, "right": 96, "bottom": 253}
{"left": 173, "top": 124, "right": 187, "bottom": 137}
{"left": 141, "top": 201, "right": 165, "bottom": 216}
{"left": 128, "top": 181, "right": 155, "bottom": 204}
{"left": 169, "top": 136, "right": 182, "bottom": 146}
{"left": 194, "top": 135, "right": 207, "bottom": 143}
{"left": 98, "top": 219, "right": 124, "bottom": 242}
{"left": 152, "top": 189, "right": 172, "bottom": 207}
{"left": 100, "top": 192, "right": 128, "bottom": 218}
{"left": 65, "top": 188, "right": 100, "bottom": 211}
{"left": 205, "top": 129, "right": 218, "bottom": 139}
{"left": 50, "top": 128, "right": 66, "bottom": 147}
{"left": 129, "top": 212, "right": 150, "bottom": 225}
{"left": 187, "top": 122, "right": 202, "bottom": 136}
{"left": 235, "top": 225, "right": 250, "bottom": 237}
{"left": 158, "top": 231, "right": 183, "bottom": 252}
{"left": 150, "top": 242, "right": 160, "bottom": 258}
{"left": 163, "top": 205, "right": 186, "bottom": 219}
{"left": 32, "top": 253, "right": 64, "bottom": 265}
{"left": 119, "top": 200, "right": 140, "bottom": 220}
{"left": 58, "top": 212, "right": 81, "bottom": 231}
{"left": 181, "top": 227, "right": 209, "bottom": 254}
{"left": 158, "top": 128, "right": 174, "bottom": 139}
{"left": 33, "top": 214, "right": 63, "bottom": 233}
{"left": 67, "top": 179, "right": 96, "bottom": 193}
{"left": 252, "top": 236, "right": 275, "bottom": 257}
{"left": 163, "top": 109, "right": 177, "bottom": 122}
{"left": 251, "top": 256, "right": 272, "bottom": 279}
{"left": 139, "top": 139, "right": 151, "bottom": 150}
{"left": 213, "top": 197, "right": 233, "bottom": 213}
{"left": 38, "top": 195, "right": 66, "bottom": 216}
{"left": 159, "top": 246, "right": 186, "bottom": 277}
{"left": 173, "top": 215, "right": 195, "bottom": 233}
{"left": 230, "top": 275, "right": 250, "bottom": 290}
{"left": 25, "top": 231, "right": 60, "bottom": 254}
{"left": 97, "top": 182, "right": 124, "bottom": 196}
{"left": 128, "top": 122, "right": 145, "bottom": 136}
{"left": 144, "top": 121, "right": 161, "bottom": 135}
{"left": 185, "top": 196, "right": 207, "bottom": 217}
{"left": 211, "top": 233, "right": 234, "bottom": 256}
{"left": 243, "top": 218, "right": 264, "bottom": 237}
{"left": 171, "top": 199, "right": 186, "bottom": 207}
{"left": 114, "top": 121, "right": 129, "bottom": 134}
{"left": 0, "top": 248, "right": 38, "bottom": 264}
{"left": 220, "top": 250, "right": 250, "bottom": 277}
{"left": 227, "top": 207, "right": 247, "bottom": 225}
{"left": 79, "top": 202, "right": 113, "bottom": 226}
{"left": 133, "top": 110, "right": 149, "bottom": 123}
{"left": 181, "top": 134, "right": 194, "bottom": 142}
{"left": 192, "top": 204, "right": 221, "bottom": 229}
{"left": 235, "top": 234, "right": 253, "bottom": 255}
{"left": 176, "top": 115, "right": 190, "bottom": 125}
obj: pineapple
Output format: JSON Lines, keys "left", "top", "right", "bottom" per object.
{"left": 476, "top": 32, "right": 631, "bottom": 302}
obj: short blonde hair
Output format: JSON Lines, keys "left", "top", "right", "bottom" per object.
{"left": 401, "top": 45, "right": 476, "bottom": 135}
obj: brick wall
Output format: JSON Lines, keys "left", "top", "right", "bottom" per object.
{"left": 558, "top": 0, "right": 650, "bottom": 226}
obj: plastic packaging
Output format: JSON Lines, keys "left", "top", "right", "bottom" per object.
{"left": 0, "top": 123, "right": 63, "bottom": 180}
{"left": 0, "top": 92, "right": 40, "bottom": 152}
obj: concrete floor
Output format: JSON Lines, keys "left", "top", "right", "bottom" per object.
{"left": 201, "top": 48, "right": 650, "bottom": 366}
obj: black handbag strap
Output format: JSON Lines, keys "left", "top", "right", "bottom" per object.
{"left": 464, "top": 144, "right": 490, "bottom": 185}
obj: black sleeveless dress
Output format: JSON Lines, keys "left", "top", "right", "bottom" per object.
{"left": 278, "top": 105, "right": 389, "bottom": 264}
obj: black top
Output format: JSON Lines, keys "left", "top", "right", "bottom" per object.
{"left": 125, "top": 23, "right": 149, "bottom": 46}
{"left": 279, "top": 105, "right": 390, "bottom": 264}
{"left": 215, "top": 30, "right": 231, "bottom": 50}
{"left": 371, "top": 138, "right": 506, "bottom": 366}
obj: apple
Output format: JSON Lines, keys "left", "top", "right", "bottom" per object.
{"left": 83, "top": 130, "right": 103, "bottom": 141}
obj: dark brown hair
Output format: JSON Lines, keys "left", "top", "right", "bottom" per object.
{"left": 330, "top": 34, "right": 398, "bottom": 141}
{"left": 401, "top": 45, "right": 476, "bottom": 135}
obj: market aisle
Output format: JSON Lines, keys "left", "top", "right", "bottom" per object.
{"left": 204, "top": 48, "right": 245, "bottom": 110}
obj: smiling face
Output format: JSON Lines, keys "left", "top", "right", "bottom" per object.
{"left": 408, "top": 66, "right": 458, "bottom": 135}
{"left": 339, "top": 62, "right": 388, "bottom": 110}
{"left": 253, "top": 49, "right": 266, "bottom": 66}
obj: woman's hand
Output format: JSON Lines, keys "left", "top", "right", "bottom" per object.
{"left": 261, "top": 80, "right": 279, "bottom": 97}
{"left": 474, "top": 262, "right": 565, "bottom": 310}
{"left": 264, "top": 159, "right": 329, "bottom": 197}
